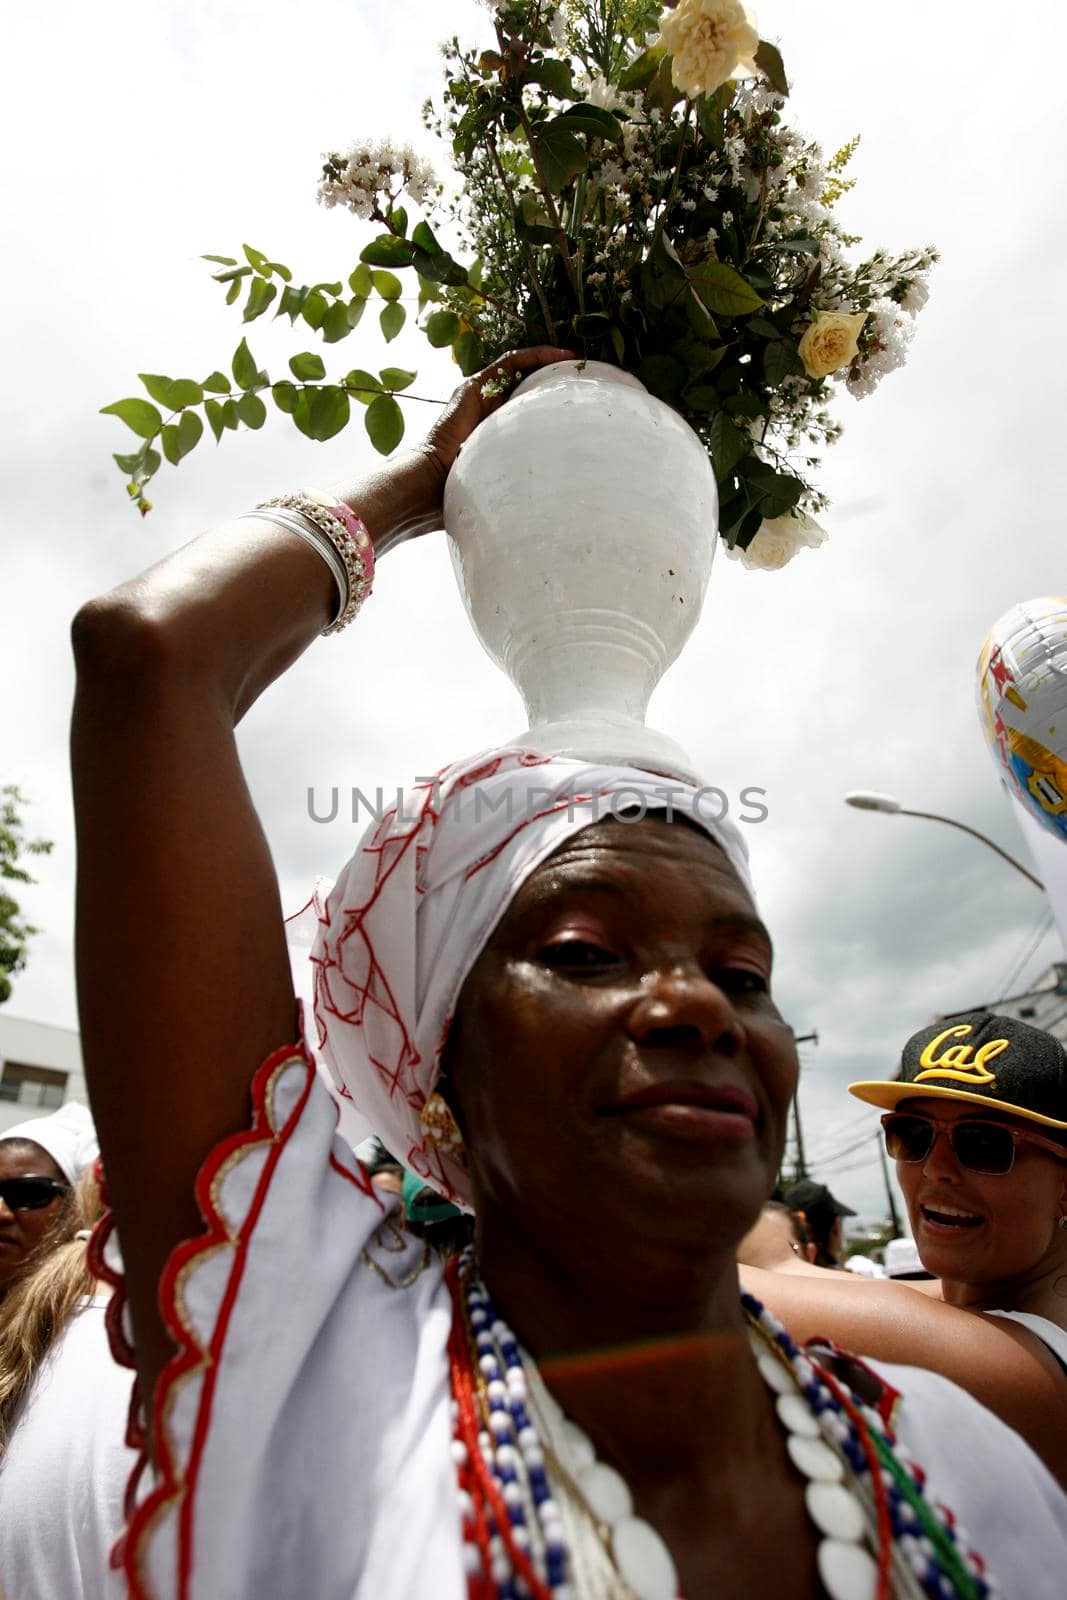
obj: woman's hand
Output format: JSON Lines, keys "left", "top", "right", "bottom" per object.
{"left": 421, "top": 345, "right": 577, "bottom": 484}
{"left": 329, "top": 345, "right": 575, "bottom": 552}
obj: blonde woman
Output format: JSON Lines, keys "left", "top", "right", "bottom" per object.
{"left": 0, "top": 1125, "right": 135, "bottom": 1599}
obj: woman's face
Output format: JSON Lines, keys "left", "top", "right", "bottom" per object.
{"left": 895, "top": 1096, "right": 1067, "bottom": 1285}
{"left": 447, "top": 817, "right": 798, "bottom": 1257}
{"left": 0, "top": 1141, "right": 69, "bottom": 1293}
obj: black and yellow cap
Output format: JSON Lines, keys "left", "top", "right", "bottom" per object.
{"left": 848, "top": 1011, "right": 1067, "bottom": 1132}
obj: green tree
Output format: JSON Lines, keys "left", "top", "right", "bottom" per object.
{"left": 0, "top": 786, "right": 53, "bottom": 1005}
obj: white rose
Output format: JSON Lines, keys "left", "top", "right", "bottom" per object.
{"left": 725, "top": 511, "right": 827, "bottom": 571}
{"left": 657, "top": 0, "right": 760, "bottom": 100}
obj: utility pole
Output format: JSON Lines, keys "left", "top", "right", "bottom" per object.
{"left": 877, "top": 1135, "right": 903, "bottom": 1235}
{"left": 790, "top": 1030, "right": 818, "bottom": 1182}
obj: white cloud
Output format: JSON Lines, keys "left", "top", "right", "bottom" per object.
{"left": 3, "top": 0, "right": 1065, "bottom": 1222}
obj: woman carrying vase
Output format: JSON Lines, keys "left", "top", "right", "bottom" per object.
{"left": 740, "top": 1012, "right": 1067, "bottom": 1493}
{"left": 72, "top": 349, "right": 1067, "bottom": 1600}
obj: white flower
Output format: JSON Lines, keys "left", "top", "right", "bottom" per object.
{"left": 548, "top": 7, "right": 568, "bottom": 46}
{"left": 317, "top": 138, "right": 439, "bottom": 216}
{"left": 725, "top": 510, "right": 827, "bottom": 571}
{"left": 899, "top": 275, "right": 930, "bottom": 313}
{"left": 657, "top": 0, "right": 760, "bottom": 99}
{"left": 845, "top": 296, "right": 912, "bottom": 398}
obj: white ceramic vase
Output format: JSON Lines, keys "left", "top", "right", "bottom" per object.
{"left": 443, "top": 360, "right": 718, "bottom": 781}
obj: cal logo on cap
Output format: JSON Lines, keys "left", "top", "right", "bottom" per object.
{"left": 914, "top": 1024, "right": 1009, "bottom": 1087}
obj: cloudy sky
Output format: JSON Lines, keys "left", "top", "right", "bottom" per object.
{"left": 3, "top": 0, "right": 1066, "bottom": 1222}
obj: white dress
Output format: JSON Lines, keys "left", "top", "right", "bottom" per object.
{"left": 0, "top": 1298, "right": 136, "bottom": 1600}
{"left": 94, "top": 1043, "right": 1067, "bottom": 1600}
{"left": 986, "top": 1309, "right": 1067, "bottom": 1374}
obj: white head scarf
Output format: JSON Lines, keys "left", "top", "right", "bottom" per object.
{"left": 1, "top": 1100, "right": 98, "bottom": 1186}
{"left": 310, "top": 748, "right": 753, "bottom": 1208}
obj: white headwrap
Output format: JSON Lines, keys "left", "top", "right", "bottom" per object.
{"left": 1, "top": 1100, "right": 98, "bottom": 1186}
{"left": 310, "top": 748, "right": 753, "bottom": 1208}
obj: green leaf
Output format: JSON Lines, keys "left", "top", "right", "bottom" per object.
{"left": 453, "top": 329, "right": 484, "bottom": 376}
{"left": 289, "top": 351, "right": 326, "bottom": 381}
{"left": 322, "top": 300, "right": 352, "bottom": 343}
{"left": 557, "top": 103, "right": 623, "bottom": 142}
{"left": 379, "top": 367, "right": 416, "bottom": 391}
{"left": 344, "top": 368, "right": 383, "bottom": 402}
{"left": 203, "top": 370, "right": 230, "bottom": 394}
{"left": 231, "top": 338, "right": 258, "bottom": 389}
{"left": 610, "top": 325, "right": 626, "bottom": 363}
{"left": 618, "top": 45, "right": 665, "bottom": 92}
{"left": 422, "top": 309, "right": 460, "bottom": 348}
{"left": 292, "top": 385, "right": 351, "bottom": 442}
{"left": 754, "top": 39, "right": 789, "bottom": 96}
{"left": 526, "top": 58, "right": 575, "bottom": 98}
{"left": 532, "top": 121, "right": 587, "bottom": 193}
{"left": 687, "top": 263, "right": 765, "bottom": 317}
{"left": 178, "top": 408, "right": 203, "bottom": 454}
{"left": 380, "top": 301, "right": 406, "bottom": 342}
{"left": 360, "top": 235, "right": 415, "bottom": 268}
{"left": 349, "top": 263, "right": 373, "bottom": 297}
{"left": 391, "top": 206, "right": 408, "bottom": 237}
{"left": 278, "top": 284, "right": 309, "bottom": 323}
{"left": 301, "top": 290, "right": 328, "bottom": 330}
{"left": 763, "top": 339, "right": 805, "bottom": 386}
{"left": 685, "top": 289, "right": 719, "bottom": 340}
{"left": 100, "top": 397, "right": 163, "bottom": 439}
{"left": 222, "top": 399, "right": 240, "bottom": 430}
{"left": 725, "top": 392, "right": 765, "bottom": 420}
{"left": 243, "top": 277, "right": 277, "bottom": 322}
{"left": 747, "top": 316, "right": 782, "bottom": 339}
{"left": 236, "top": 392, "right": 267, "bottom": 429}
{"left": 681, "top": 385, "right": 720, "bottom": 412}
{"left": 202, "top": 253, "right": 238, "bottom": 266}
{"left": 364, "top": 393, "right": 404, "bottom": 455}
{"left": 371, "top": 269, "right": 403, "bottom": 301}
{"left": 411, "top": 220, "right": 440, "bottom": 257}
{"left": 271, "top": 381, "right": 297, "bottom": 415}
{"left": 709, "top": 411, "right": 747, "bottom": 479}
{"left": 138, "top": 374, "right": 204, "bottom": 410}
{"left": 204, "top": 398, "right": 227, "bottom": 441}
{"left": 347, "top": 295, "right": 367, "bottom": 329}
{"left": 212, "top": 266, "right": 253, "bottom": 283}
{"left": 225, "top": 278, "right": 242, "bottom": 306}
{"left": 265, "top": 259, "right": 293, "bottom": 282}
{"left": 637, "top": 354, "right": 686, "bottom": 403}
{"left": 243, "top": 242, "right": 270, "bottom": 273}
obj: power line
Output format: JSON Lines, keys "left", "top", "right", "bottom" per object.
{"left": 992, "top": 908, "right": 1055, "bottom": 1002}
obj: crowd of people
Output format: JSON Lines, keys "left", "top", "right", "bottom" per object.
{"left": 2, "top": 349, "right": 1065, "bottom": 1597}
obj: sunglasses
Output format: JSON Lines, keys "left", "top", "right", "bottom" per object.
{"left": 0, "top": 1176, "right": 71, "bottom": 1212}
{"left": 882, "top": 1111, "right": 1067, "bottom": 1175}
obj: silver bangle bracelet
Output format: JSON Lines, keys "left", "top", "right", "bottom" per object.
{"left": 257, "top": 493, "right": 370, "bottom": 634}
{"left": 240, "top": 508, "right": 348, "bottom": 629}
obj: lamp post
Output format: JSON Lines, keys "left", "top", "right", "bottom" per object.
{"left": 844, "top": 792, "right": 1045, "bottom": 891}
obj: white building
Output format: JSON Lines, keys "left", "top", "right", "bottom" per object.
{"left": 0, "top": 1013, "right": 87, "bottom": 1137}
{"left": 937, "top": 962, "right": 1067, "bottom": 1044}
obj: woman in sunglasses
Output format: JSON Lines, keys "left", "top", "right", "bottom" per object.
{"left": 739, "top": 1011, "right": 1067, "bottom": 1487}
{"left": 0, "top": 1102, "right": 94, "bottom": 1300}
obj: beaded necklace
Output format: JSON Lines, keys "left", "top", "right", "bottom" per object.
{"left": 446, "top": 1252, "right": 998, "bottom": 1600}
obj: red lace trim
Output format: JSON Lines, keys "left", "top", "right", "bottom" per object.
{"left": 87, "top": 1026, "right": 370, "bottom": 1599}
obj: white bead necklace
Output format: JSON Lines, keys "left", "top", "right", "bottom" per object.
{"left": 453, "top": 1260, "right": 995, "bottom": 1600}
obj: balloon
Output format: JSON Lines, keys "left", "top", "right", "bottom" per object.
{"left": 976, "top": 597, "right": 1067, "bottom": 844}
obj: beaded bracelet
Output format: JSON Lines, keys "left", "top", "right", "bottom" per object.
{"left": 255, "top": 491, "right": 374, "bottom": 635}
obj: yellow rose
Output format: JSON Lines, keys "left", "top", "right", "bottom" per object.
{"left": 657, "top": 0, "right": 760, "bottom": 100}
{"left": 797, "top": 311, "right": 868, "bottom": 380}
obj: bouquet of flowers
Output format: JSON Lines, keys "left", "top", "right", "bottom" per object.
{"left": 103, "top": 0, "right": 935, "bottom": 569}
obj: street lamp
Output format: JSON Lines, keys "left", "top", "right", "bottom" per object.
{"left": 844, "top": 791, "right": 1045, "bottom": 890}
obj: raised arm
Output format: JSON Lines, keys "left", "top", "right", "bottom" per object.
{"left": 71, "top": 347, "right": 572, "bottom": 1404}
{"left": 739, "top": 1264, "right": 1067, "bottom": 1487}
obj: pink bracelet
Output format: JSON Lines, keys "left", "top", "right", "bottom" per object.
{"left": 313, "top": 496, "right": 376, "bottom": 594}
